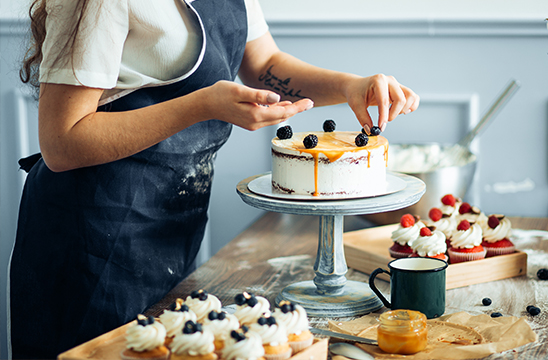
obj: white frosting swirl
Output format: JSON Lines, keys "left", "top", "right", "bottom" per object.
{"left": 411, "top": 230, "right": 447, "bottom": 257}
{"left": 202, "top": 313, "right": 240, "bottom": 341}
{"left": 440, "top": 200, "right": 461, "bottom": 217}
{"left": 184, "top": 294, "right": 222, "bottom": 321}
{"left": 158, "top": 309, "right": 197, "bottom": 338}
{"left": 391, "top": 221, "right": 425, "bottom": 246}
{"left": 125, "top": 320, "right": 166, "bottom": 352}
{"left": 234, "top": 296, "right": 271, "bottom": 325}
{"left": 249, "top": 320, "right": 288, "bottom": 346}
{"left": 456, "top": 211, "right": 487, "bottom": 226}
{"left": 273, "top": 304, "right": 309, "bottom": 336}
{"left": 222, "top": 331, "right": 265, "bottom": 360}
{"left": 482, "top": 217, "right": 512, "bottom": 243}
{"left": 169, "top": 329, "right": 216, "bottom": 356}
{"left": 450, "top": 223, "right": 483, "bottom": 249}
{"left": 424, "top": 217, "right": 456, "bottom": 239}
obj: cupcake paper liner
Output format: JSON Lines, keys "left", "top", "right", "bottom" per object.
{"left": 484, "top": 244, "right": 516, "bottom": 257}
{"left": 447, "top": 247, "right": 486, "bottom": 264}
{"left": 264, "top": 348, "right": 292, "bottom": 360}
{"left": 288, "top": 335, "right": 314, "bottom": 353}
{"left": 388, "top": 248, "right": 412, "bottom": 259}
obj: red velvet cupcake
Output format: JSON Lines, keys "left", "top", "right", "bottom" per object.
{"left": 410, "top": 227, "right": 448, "bottom": 262}
{"left": 481, "top": 215, "right": 515, "bottom": 257}
{"left": 448, "top": 220, "right": 486, "bottom": 263}
{"left": 389, "top": 214, "right": 423, "bottom": 259}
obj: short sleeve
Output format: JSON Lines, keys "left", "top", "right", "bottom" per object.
{"left": 245, "top": 0, "right": 269, "bottom": 42}
{"left": 39, "top": 0, "right": 129, "bottom": 88}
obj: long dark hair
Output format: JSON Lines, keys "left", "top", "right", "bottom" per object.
{"left": 20, "top": 0, "right": 91, "bottom": 89}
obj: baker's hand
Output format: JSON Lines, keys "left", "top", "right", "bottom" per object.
{"left": 201, "top": 80, "right": 314, "bottom": 131}
{"left": 344, "top": 74, "right": 420, "bottom": 133}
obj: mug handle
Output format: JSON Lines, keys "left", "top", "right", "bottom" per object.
{"left": 369, "top": 268, "right": 391, "bottom": 309}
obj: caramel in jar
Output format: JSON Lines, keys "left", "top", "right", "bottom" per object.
{"left": 377, "top": 310, "right": 427, "bottom": 354}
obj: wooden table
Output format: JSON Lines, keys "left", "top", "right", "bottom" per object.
{"left": 145, "top": 213, "right": 548, "bottom": 359}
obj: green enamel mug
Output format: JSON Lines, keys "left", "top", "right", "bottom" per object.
{"left": 369, "top": 257, "right": 448, "bottom": 319}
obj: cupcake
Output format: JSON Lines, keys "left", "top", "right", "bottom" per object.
{"left": 481, "top": 214, "right": 515, "bottom": 257}
{"left": 202, "top": 310, "right": 240, "bottom": 356}
{"left": 389, "top": 214, "right": 425, "bottom": 259}
{"left": 222, "top": 329, "right": 265, "bottom": 360}
{"left": 448, "top": 220, "right": 486, "bottom": 263}
{"left": 233, "top": 292, "right": 271, "bottom": 326}
{"left": 410, "top": 226, "right": 448, "bottom": 262}
{"left": 439, "top": 194, "right": 462, "bottom": 218}
{"left": 183, "top": 289, "right": 222, "bottom": 322}
{"left": 273, "top": 301, "right": 313, "bottom": 353}
{"left": 169, "top": 320, "right": 217, "bottom": 360}
{"left": 424, "top": 207, "right": 456, "bottom": 242}
{"left": 249, "top": 316, "right": 292, "bottom": 360}
{"left": 159, "top": 299, "right": 198, "bottom": 346}
{"left": 456, "top": 202, "right": 488, "bottom": 226}
{"left": 121, "top": 315, "right": 170, "bottom": 360}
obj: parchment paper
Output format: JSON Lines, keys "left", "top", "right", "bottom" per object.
{"left": 328, "top": 311, "right": 538, "bottom": 359}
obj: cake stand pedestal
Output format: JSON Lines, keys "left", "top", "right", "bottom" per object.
{"left": 236, "top": 172, "right": 425, "bottom": 317}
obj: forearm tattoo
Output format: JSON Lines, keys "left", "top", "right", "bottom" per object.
{"left": 258, "top": 65, "right": 306, "bottom": 100}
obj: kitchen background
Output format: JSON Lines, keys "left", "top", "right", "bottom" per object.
{"left": 1, "top": 0, "right": 547, "bottom": 357}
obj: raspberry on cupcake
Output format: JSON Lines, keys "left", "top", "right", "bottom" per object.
{"left": 249, "top": 315, "right": 292, "bottom": 360}
{"left": 424, "top": 207, "right": 456, "bottom": 242}
{"left": 456, "top": 202, "right": 488, "bottom": 225}
{"left": 121, "top": 315, "right": 170, "bottom": 360}
{"left": 481, "top": 215, "right": 515, "bottom": 257}
{"left": 183, "top": 289, "right": 222, "bottom": 322}
{"left": 222, "top": 329, "right": 265, "bottom": 360}
{"left": 273, "top": 301, "right": 313, "bottom": 354}
{"left": 448, "top": 220, "right": 486, "bottom": 264}
{"left": 159, "top": 299, "right": 197, "bottom": 346}
{"left": 202, "top": 310, "right": 240, "bottom": 357}
{"left": 233, "top": 292, "right": 271, "bottom": 327}
{"left": 439, "top": 194, "right": 462, "bottom": 218}
{"left": 389, "top": 214, "right": 425, "bottom": 259}
{"left": 169, "top": 320, "right": 217, "bottom": 360}
{"left": 410, "top": 226, "right": 448, "bottom": 262}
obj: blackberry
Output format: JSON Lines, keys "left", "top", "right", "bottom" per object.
{"left": 303, "top": 134, "right": 318, "bottom": 149}
{"left": 355, "top": 133, "right": 369, "bottom": 147}
{"left": 537, "top": 268, "right": 548, "bottom": 280}
{"left": 323, "top": 119, "right": 336, "bottom": 132}
{"left": 276, "top": 125, "right": 293, "bottom": 140}
{"left": 482, "top": 298, "right": 492, "bottom": 306}
{"left": 370, "top": 126, "right": 382, "bottom": 136}
{"left": 527, "top": 306, "right": 541, "bottom": 316}
{"left": 490, "top": 312, "right": 503, "bottom": 318}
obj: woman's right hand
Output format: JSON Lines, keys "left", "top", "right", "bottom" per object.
{"left": 198, "top": 80, "right": 314, "bottom": 131}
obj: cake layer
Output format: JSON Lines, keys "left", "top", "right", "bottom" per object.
{"left": 271, "top": 131, "right": 388, "bottom": 196}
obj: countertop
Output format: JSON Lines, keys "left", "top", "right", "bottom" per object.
{"left": 145, "top": 213, "right": 548, "bottom": 359}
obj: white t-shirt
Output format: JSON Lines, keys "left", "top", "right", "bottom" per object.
{"left": 39, "top": 0, "right": 269, "bottom": 105}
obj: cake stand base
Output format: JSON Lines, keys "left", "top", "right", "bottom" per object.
{"left": 275, "top": 280, "right": 383, "bottom": 317}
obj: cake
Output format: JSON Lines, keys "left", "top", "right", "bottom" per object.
{"left": 389, "top": 214, "right": 425, "bottom": 259}
{"left": 448, "top": 220, "right": 486, "bottom": 263}
{"left": 272, "top": 301, "right": 314, "bottom": 353}
{"left": 168, "top": 321, "right": 217, "bottom": 360}
{"left": 121, "top": 315, "right": 170, "bottom": 360}
{"left": 481, "top": 214, "right": 515, "bottom": 257}
{"left": 233, "top": 292, "right": 271, "bottom": 326}
{"left": 221, "top": 329, "right": 265, "bottom": 360}
{"left": 158, "top": 299, "right": 198, "bottom": 346}
{"left": 410, "top": 226, "right": 448, "bottom": 261}
{"left": 271, "top": 123, "right": 388, "bottom": 197}
{"left": 248, "top": 316, "right": 292, "bottom": 360}
{"left": 202, "top": 310, "right": 240, "bottom": 356}
{"left": 183, "top": 290, "right": 222, "bottom": 322}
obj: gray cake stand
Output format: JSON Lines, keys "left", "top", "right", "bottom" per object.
{"left": 236, "top": 171, "right": 425, "bottom": 317}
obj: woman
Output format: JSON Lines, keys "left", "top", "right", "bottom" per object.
{"left": 10, "top": 0, "right": 419, "bottom": 357}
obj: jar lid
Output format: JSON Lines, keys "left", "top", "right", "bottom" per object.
{"left": 378, "top": 310, "right": 427, "bottom": 330}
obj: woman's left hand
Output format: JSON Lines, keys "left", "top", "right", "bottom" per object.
{"left": 343, "top": 74, "right": 420, "bottom": 133}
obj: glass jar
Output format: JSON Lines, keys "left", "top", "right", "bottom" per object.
{"left": 377, "top": 310, "right": 428, "bottom": 354}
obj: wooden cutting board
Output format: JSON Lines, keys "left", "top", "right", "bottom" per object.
{"left": 343, "top": 224, "right": 528, "bottom": 289}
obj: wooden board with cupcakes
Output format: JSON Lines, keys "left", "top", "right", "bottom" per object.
{"left": 343, "top": 194, "right": 528, "bottom": 289}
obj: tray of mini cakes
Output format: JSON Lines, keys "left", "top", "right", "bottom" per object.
{"left": 58, "top": 290, "right": 327, "bottom": 360}
{"left": 343, "top": 194, "right": 528, "bottom": 289}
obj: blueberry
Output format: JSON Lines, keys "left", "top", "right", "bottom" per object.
{"left": 482, "top": 298, "right": 492, "bottom": 306}
{"left": 241, "top": 325, "right": 249, "bottom": 333}
{"left": 218, "top": 311, "right": 226, "bottom": 320}
{"left": 323, "top": 119, "right": 336, "bottom": 132}
{"left": 276, "top": 125, "right": 293, "bottom": 140}
{"left": 267, "top": 316, "right": 277, "bottom": 325}
{"left": 235, "top": 293, "right": 247, "bottom": 306}
{"left": 246, "top": 296, "right": 258, "bottom": 307}
{"left": 198, "top": 292, "right": 208, "bottom": 301}
{"left": 169, "top": 302, "right": 178, "bottom": 311}
{"left": 370, "top": 126, "right": 382, "bottom": 136}
{"left": 208, "top": 311, "right": 218, "bottom": 320}
{"left": 183, "top": 321, "right": 195, "bottom": 334}
{"left": 231, "top": 330, "right": 246, "bottom": 342}
{"left": 526, "top": 305, "right": 535, "bottom": 312}
{"left": 258, "top": 317, "right": 268, "bottom": 325}
{"left": 528, "top": 306, "right": 541, "bottom": 316}
{"left": 355, "top": 133, "right": 369, "bottom": 147}
{"left": 537, "top": 268, "right": 548, "bottom": 280}
{"left": 491, "top": 312, "right": 503, "bottom": 318}
{"left": 137, "top": 318, "right": 148, "bottom": 326}
{"left": 281, "top": 304, "right": 291, "bottom": 314}
{"left": 303, "top": 134, "right": 318, "bottom": 149}
{"left": 194, "top": 323, "right": 203, "bottom": 332}
{"left": 190, "top": 290, "right": 200, "bottom": 299}
{"left": 179, "top": 304, "right": 190, "bottom": 312}
{"left": 147, "top": 316, "right": 155, "bottom": 324}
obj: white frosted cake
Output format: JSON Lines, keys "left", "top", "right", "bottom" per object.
{"left": 271, "top": 131, "right": 388, "bottom": 196}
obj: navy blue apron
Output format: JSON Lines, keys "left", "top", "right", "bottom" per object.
{"left": 9, "top": 0, "right": 247, "bottom": 357}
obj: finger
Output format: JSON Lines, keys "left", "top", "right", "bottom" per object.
{"left": 374, "top": 78, "right": 390, "bottom": 131}
{"left": 238, "top": 85, "right": 281, "bottom": 105}
{"left": 257, "top": 99, "right": 314, "bottom": 123}
{"left": 399, "top": 86, "right": 420, "bottom": 115}
{"left": 387, "top": 86, "right": 406, "bottom": 122}
{"left": 348, "top": 95, "right": 373, "bottom": 131}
